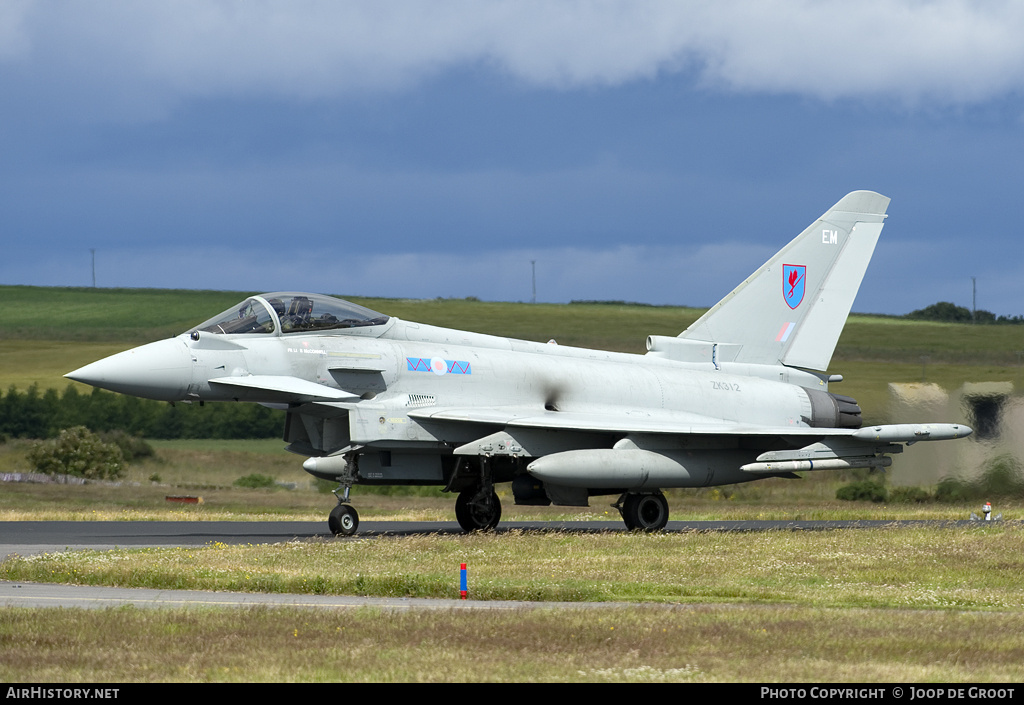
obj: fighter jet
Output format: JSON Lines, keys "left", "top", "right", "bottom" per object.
{"left": 67, "top": 191, "right": 971, "bottom": 535}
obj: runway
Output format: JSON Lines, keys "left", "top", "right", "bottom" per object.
{"left": 1, "top": 517, "right": 988, "bottom": 559}
{"left": 0, "top": 518, "right": 991, "bottom": 610}
{"left": 0, "top": 517, "right": 985, "bottom": 557}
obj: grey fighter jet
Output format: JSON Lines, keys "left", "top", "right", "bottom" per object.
{"left": 67, "top": 191, "right": 971, "bottom": 534}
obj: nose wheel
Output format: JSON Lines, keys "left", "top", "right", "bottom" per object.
{"left": 328, "top": 503, "right": 359, "bottom": 536}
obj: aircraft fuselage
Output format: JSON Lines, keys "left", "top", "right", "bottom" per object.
{"left": 66, "top": 192, "right": 973, "bottom": 534}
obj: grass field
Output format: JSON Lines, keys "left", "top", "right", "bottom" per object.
{"left": 3, "top": 521, "right": 1024, "bottom": 682}
{"left": 4, "top": 604, "right": 1022, "bottom": 682}
{"left": 7, "top": 523, "right": 1023, "bottom": 607}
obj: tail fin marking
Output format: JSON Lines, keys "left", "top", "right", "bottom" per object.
{"left": 676, "top": 190, "right": 890, "bottom": 372}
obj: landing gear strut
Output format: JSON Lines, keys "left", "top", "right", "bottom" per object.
{"left": 448, "top": 455, "right": 502, "bottom": 532}
{"left": 617, "top": 492, "right": 669, "bottom": 532}
{"left": 328, "top": 458, "right": 359, "bottom": 536}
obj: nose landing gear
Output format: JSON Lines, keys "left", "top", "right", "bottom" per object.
{"left": 328, "top": 466, "right": 359, "bottom": 536}
{"left": 328, "top": 502, "right": 359, "bottom": 536}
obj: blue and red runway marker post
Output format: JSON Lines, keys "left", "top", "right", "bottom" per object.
{"left": 460, "top": 563, "right": 467, "bottom": 599}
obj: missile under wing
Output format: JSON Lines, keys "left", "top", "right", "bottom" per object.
{"left": 66, "top": 191, "right": 972, "bottom": 534}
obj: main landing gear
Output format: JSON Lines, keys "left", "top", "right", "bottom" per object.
{"left": 326, "top": 452, "right": 505, "bottom": 535}
{"left": 616, "top": 491, "right": 669, "bottom": 532}
{"left": 447, "top": 455, "right": 502, "bottom": 533}
{"left": 455, "top": 486, "right": 502, "bottom": 532}
{"left": 328, "top": 488, "right": 501, "bottom": 536}
{"left": 328, "top": 488, "right": 667, "bottom": 533}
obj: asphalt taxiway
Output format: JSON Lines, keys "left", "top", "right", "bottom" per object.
{"left": 1, "top": 518, "right": 990, "bottom": 558}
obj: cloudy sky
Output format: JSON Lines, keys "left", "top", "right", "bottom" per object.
{"left": 2, "top": 1, "right": 1024, "bottom": 316}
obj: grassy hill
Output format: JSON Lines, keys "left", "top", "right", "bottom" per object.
{"left": 3, "top": 284, "right": 1022, "bottom": 423}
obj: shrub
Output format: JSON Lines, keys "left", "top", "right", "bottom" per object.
{"left": 934, "top": 477, "right": 971, "bottom": 503}
{"left": 28, "top": 426, "right": 124, "bottom": 480}
{"left": 889, "top": 486, "right": 933, "bottom": 504}
{"left": 836, "top": 480, "right": 888, "bottom": 503}
{"left": 233, "top": 473, "right": 278, "bottom": 489}
{"left": 98, "top": 430, "right": 155, "bottom": 463}
{"left": 977, "top": 455, "right": 1024, "bottom": 497}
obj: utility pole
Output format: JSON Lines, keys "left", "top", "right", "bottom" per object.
{"left": 972, "top": 276, "right": 976, "bottom": 323}
{"left": 91, "top": 249, "right": 96, "bottom": 288}
{"left": 531, "top": 260, "right": 536, "bottom": 304}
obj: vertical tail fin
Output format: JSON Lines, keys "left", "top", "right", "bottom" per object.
{"left": 678, "top": 191, "right": 889, "bottom": 371}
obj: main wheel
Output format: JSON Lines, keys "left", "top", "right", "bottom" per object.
{"left": 455, "top": 488, "right": 501, "bottom": 532}
{"left": 621, "top": 493, "right": 669, "bottom": 532}
{"left": 328, "top": 503, "right": 359, "bottom": 536}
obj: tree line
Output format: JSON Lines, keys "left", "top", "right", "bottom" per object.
{"left": 906, "top": 302, "right": 1024, "bottom": 324}
{"left": 0, "top": 385, "right": 281, "bottom": 441}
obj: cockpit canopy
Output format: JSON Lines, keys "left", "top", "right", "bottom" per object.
{"left": 195, "top": 292, "right": 389, "bottom": 336}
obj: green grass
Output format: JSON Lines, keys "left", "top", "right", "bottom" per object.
{"left": 0, "top": 285, "right": 696, "bottom": 349}
{"left": 5, "top": 526, "right": 1023, "bottom": 608}
{"left": 3, "top": 515, "right": 1024, "bottom": 681}
{"left": 5, "top": 511, "right": 1023, "bottom": 682}
{"left": 0, "top": 286, "right": 253, "bottom": 343}
{"left": 4, "top": 605, "right": 1022, "bottom": 682}
{"left": 841, "top": 315, "right": 1024, "bottom": 365}
{"left": 0, "top": 341, "right": 133, "bottom": 393}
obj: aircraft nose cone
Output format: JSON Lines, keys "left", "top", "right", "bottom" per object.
{"left": 66, "top": 338, "right": 193, "bottom": 402}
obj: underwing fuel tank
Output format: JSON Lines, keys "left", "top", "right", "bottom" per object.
{"left": 302, "top": 455, "right": 349, "bottom": 480}
{"left": 527, "top": 448, "right": 750, "bottom": 489}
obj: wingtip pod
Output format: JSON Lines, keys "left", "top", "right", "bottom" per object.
{"left": 851, "top": 423, "right": 973, "bottom": 443}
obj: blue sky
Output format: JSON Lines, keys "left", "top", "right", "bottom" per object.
{"left": 2, "top": 1, "right": 1024, "bottom": 316}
